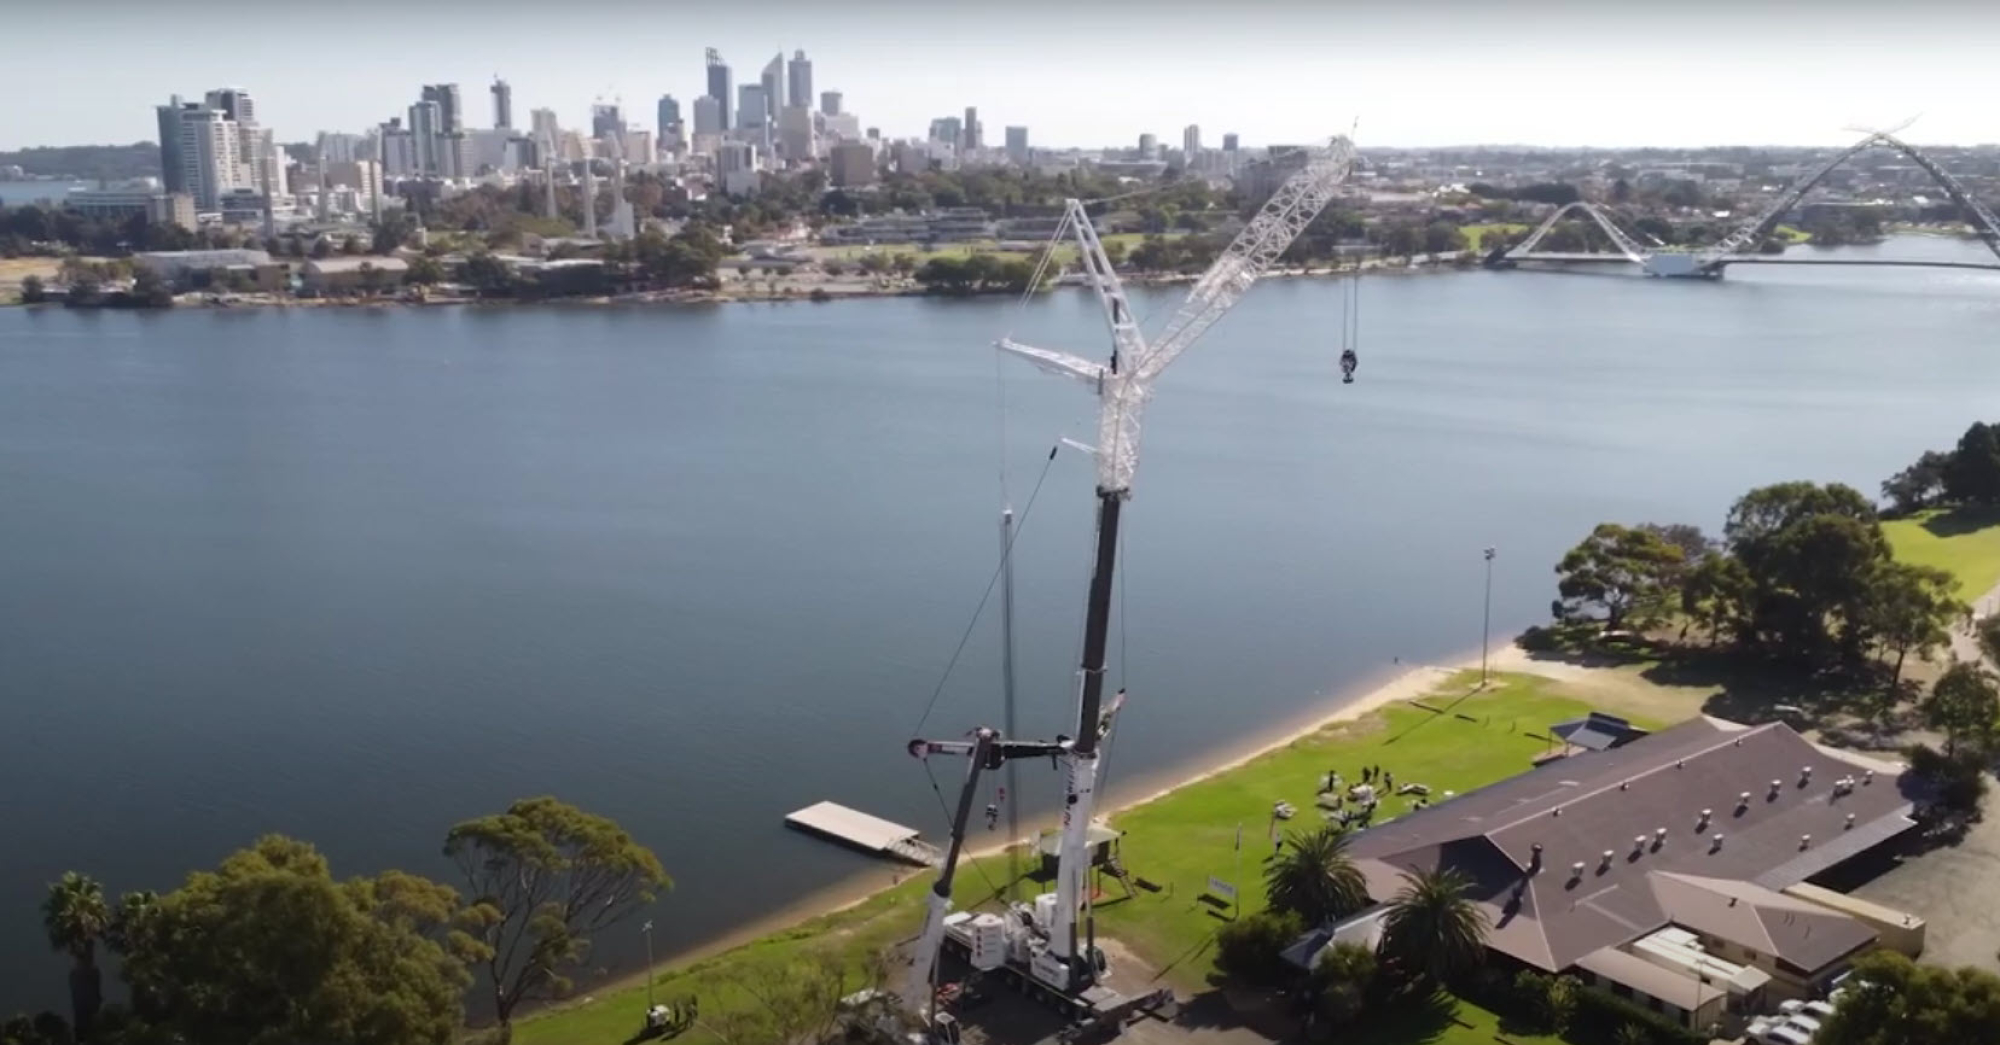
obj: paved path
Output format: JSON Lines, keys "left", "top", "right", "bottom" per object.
{"left": 1947, "top": 578, "right": 2000, "bottom": 664}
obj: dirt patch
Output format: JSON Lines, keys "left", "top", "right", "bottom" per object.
{"left": 0, "top": 257, "right": 59, "bottom": 295}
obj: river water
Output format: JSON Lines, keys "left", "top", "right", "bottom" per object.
{"left": 1, "top": 236, "right": 1997, "bottom": 1013}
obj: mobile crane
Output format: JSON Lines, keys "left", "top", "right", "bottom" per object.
{"left": 895, "top": 134, "right": 1359, "bottom": 1043}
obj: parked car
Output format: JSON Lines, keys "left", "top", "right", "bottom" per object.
{"left": 1782, "top": 998, "right": 1838, "bottom": 1022}
{"left": 1746, "top": 1017, "right": 1814, "bottom": 1045}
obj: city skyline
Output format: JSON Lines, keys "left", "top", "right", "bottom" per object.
{"left": 10, "top": 0, "right": 2000, "bottom": 151}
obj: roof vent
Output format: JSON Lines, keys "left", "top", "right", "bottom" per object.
{"left": 1620, "top": 781, "right": 1630, "bottom": 791}
{"left": 1800, "top": 833, "right": 1812, "bottom": 850}
{"left": 1655, "top": 826, "right": 1668, "bottom": 842}
{"left": 1864, "top": 769, "right": 1875, "bottom": 785}
{"left": 1676, "top": 759, "right": 1684, "bottom": 769}
{"left": 1801, "top": 765, "right": 1813, "bottom": 782}
{"left": 1711, "top": 833, "right": 1724, "bottom": 852}
{"left": 1697, "top": 809, "right": 1712, "bottom": 831}
{"left": 1601, "top": 849, "right": 1615, "bottom": 866}
{"left": 1571, "top": 861, "right": 1586, "bottom": 879}
{"left": 1633, "top": 835, "right": 1648, "bottom": 855}
{"left": 1553, "top": 808, "right": 1562, "bottom": 817}
{"left": 1845, "top": 813, "right": 1857, "bottom": 830}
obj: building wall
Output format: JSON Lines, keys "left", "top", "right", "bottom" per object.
{"left": 1783, "top": 884, "right": 1924, "bottom": 958}
{"left": 830, "top": 143, "right": 875, "bottom": 187}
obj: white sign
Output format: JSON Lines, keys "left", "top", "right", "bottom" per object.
{"left": 1207, "top": 876, "right": 1237, "bottom": 901}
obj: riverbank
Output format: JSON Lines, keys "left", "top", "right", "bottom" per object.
{"left": 513, "top": 643, "right": 1703, "bottom": 1043}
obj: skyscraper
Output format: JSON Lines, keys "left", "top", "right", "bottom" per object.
{"left": 530, "top": 108, "right": 560, "bottom": 145}
{"left": 422, "top": 84, "right": 467, "bottom": 177}
{"left": 760, "top": 54, "right": 784, "bottom": 128}
{"left": 738, "top": 85, "right": 768, "bottom": 131}
{"left": 1183, "top": 124, "right": 1201, "bottom": 156}
{"left": 409, "top": 100, "right": 443, "bottom": 177}
{"left": 1138, "top": 133, "right": 1158, "bottom": 160}
{"left": 176, "top": 105, "right": 244, "bottom": 210}
{"left": 491, "top": 78, "right": 513, "bottom": 130}
{"left": 591, "top": 104, "right": 623, "bottom": 141}
{"left": 928, "top": 116, "right": 961, "bottom": 145}
{"left": 156, "top": 96, "right": 191, "bottom": 194}
{"left": 787, "top": 50, "right": 813, "bottom": 110}
{"left": 705, "top": 48, "right": 734, "bottom": 131}
{"left": 656, "top": 96, "right": 681, "bottom": 139}
{"left": 204, "top": 87, "right": 259, "bottom": 193}
{"left": 692, "top": 95, "right": 723, "bottom": 137}
{"left": 962, "top": 106, "right": 981, "bottom": 152}
{"left": 819, "top": 91, "right": 842, "bottom": 117}
{"left": 1222, "top": 132, "right": 1239, "bottom": 152}
{"left": 1005, "top": 126, "right": 1029, "bottom": 166}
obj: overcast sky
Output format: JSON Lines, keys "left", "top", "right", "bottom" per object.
{"left": 8, "top": 0, "right": 1999, "bottom": 151}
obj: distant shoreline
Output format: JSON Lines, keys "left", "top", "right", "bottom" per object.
{"left": 4, "top": 255, "right": 1472, "bottom": 312}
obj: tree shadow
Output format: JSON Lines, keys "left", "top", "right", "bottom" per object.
{"left": 1920, "top": 505, "right": 2000, "bottom": 538}
{"left": 1638, "top": 647, "right": 1891, "bottom": 732}
{"left": 1343, "top": 988, "right": 1460, "bottom": 1045}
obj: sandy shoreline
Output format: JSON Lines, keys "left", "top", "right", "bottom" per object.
{"left": 561, "top": 646, "right": 1497, "bottom": 1012}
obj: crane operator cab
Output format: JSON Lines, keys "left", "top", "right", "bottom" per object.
{"left": 1339, "top": 348, "right": 1358, "bottom": 384}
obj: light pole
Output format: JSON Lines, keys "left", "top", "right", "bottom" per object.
{"left": 641, "top": 919, "right": 656, "bottom": 1011}
{"left": 1481, "top": 547, "right": 1496, "bottom": 688}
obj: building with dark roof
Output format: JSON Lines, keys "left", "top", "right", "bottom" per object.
{"left": 1339, "top": 716, "right": 1923, "bottom": 1028}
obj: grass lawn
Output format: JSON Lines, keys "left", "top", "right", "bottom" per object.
{"left": 1884, "top": 505, "right": 2000, "bottom": 599}
{"left": 1092, "top": 670, "right": 1646, "bottom": 990}
{"left": 1773, "top": 225, "right": 1812, "bottom": 244}
{"left": 513, "top": 669, "right": 1662, "bottom": 1043}
{"left": 1459, "top": 223, "right": 1529, "bottom": 251}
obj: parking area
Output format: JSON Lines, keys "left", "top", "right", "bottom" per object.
{"left": 1849, "top": 814, "right": 2000, "bottom": 972}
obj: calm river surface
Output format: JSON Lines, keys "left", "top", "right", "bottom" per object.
{"left": 2, "top": 236, "right": 1998, "bottom": 1011}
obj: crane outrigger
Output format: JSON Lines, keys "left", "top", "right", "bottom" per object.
{"left": 898, "top": 135, "right": 1359, "bottom": 1042}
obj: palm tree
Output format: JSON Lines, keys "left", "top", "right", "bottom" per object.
{"left": 1263, "top": 825, "right": 1368, "bottom": 927}
{"left": 43, "top": 872, "right": 110, "bottom": 1039}
{"left": 1378, "top": 868, "right": 1489, "bottom": 987}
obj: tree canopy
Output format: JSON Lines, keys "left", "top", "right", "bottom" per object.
{"left": 1923, "top": 661, "right": 2000, "bottom": 755}
{"left": 113, "top": 835, "right": 467, "bottom": 1045}
{"left": 443, "top": 796, "right": 670, "bottom": 1027}
{"left": 1817, "top": 950, "right": 2000, "bottom": 1045}
{"left": 1377, "top": 868, "right": 1487, "bottom": 986}
{"left": 1555, "top": 523, "right": 1686, "bottom": 630}
{"left": 1264, "top": 825, "right": 1368, "bottom": 928}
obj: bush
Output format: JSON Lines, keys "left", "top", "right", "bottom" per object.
{"left": 1570, "top": 988, "right": 1703, "bottom": 1045}
{"left": 1213, "top": 909, "right": 1304, "bottom": 988}
{"left": 1307, "top": 941, "right": 1377, "bottom": 1031}
{"left": 1510, "top": 970, "right": 1579, "bottom": 1034}
{"left": 1907, "top": 741, "right": 1988, "bottom": 818}
{"left": 809, "top": 287, "right": 833, "bottom": 303}
{"left": 18, "top": 275, "right": 46, "bottom": 304}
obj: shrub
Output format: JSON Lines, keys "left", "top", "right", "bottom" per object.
{"left": 1307, "top": 941, "right": 1377, "bottom": 1030}
{"left": 1907, "top": 741, "right": 1988, "bottom": 818}
{"left": 1570, "top": 988, "right": 1703, "bottom": 1045}
{"left": 1213, "top": 909, "right": 1304, "bottom": 988}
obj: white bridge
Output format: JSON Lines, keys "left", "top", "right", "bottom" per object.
{"left": 1494, "top": 127, "right": 2000, "bottom": 278}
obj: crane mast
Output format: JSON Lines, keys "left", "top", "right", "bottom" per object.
{"left": 901, "top": 135, "right": 1358, "bottom": 1025}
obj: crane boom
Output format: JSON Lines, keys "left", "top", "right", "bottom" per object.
{"left": 994, "top": 134, "right": 1358, "bottom": 1000}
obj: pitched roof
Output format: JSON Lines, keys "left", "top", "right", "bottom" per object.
{"left": 1347, "top": 717, "right": 1918, "bottom": 972}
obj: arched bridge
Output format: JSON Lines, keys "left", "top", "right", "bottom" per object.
{"left": 1493, "top": 128, "right": 2000, "bottom": 278}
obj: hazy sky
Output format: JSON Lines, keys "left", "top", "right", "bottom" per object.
{"left": 8, "top": 0, "right": 2000, "bottom": 151}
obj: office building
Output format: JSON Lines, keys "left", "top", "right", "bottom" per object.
{"left": 962, "top": 106, "right": 981, "bottom": 152}
{"left": 760, "top": 53, "right": 784, "bottom": 130}
{"left": 325, "top": 160, "right": 382, "bottom": 211}
{"left": 408, "top": 99, "right": 443, "bottom": 176}
{"left": 692, "top": 95, "right": 723, "bottom": 136}
{"left": 738, "top": 85, "right": 769, "bottom": 131}
{"left": 657, "top": 95, "right": 681, "bottom": 141}
{"left": 706, "top": 48, "right": 734, "bottom": 130}
{"left": 419, "top": 84, "right": 467, "bottom": 177}
{"left": 1005, "top": 126, "right": 1029, "bottom": 166}
{"left": 823, "top": 112, "right": 861, "bottom": 141}
{"left": 928, "top": 116, "right": 961, "bottom": 145}
{"left": 255, "top": 130, "right": 288, "bottom": 202}
{"left": 829, "top": 142, "right": 875, "bottom": 187}
{"left": 1183, "top": 124, "right": 1201, "bottom": 156}
{"left": 1222, "top": 132, "right": 1239, "bottom": 152}
{"left": 378, "top": 118, "right": 417, "bottom": 178}
{"left": 492, "top": 78, "right": 513, "bottom": 130}
{"left": 717, "top": 140, "right": 759, "bottom": 197}
{"left": 820, "top": 91, "right": 842, "bottom": 117}
{"left": 316, "top": 132, "right": 364, "bottom": 165}
{"left": 1138, "top": 133, "right": 1158, "bottom": 160}
{"left": 155, "top": 97, "right": 191, "bottom": 195}
{"left": 530, "top": 108, "right": 560, "bottom": 145}
{"left": 591, "top": 103, "right": 623, "bottom": 141}
{"left": 787, "top": 50, "right": 813, "bottom": 110}
{"left": 776, "top": 105, "right": 815, "bottom": 163}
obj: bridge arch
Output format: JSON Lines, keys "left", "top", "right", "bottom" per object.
{"left": 1508, "top": 201, "right": 1652, "bottom": 263}
{"left": 1702, "top": 132, "right": 2000, "bottom": 268}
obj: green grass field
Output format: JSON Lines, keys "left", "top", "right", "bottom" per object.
{"left": 1459, "top": 223, "right": 1530, "bottom": 252}
{"left": 1091, "top": 671, "right": 1632, "bottom": 987}
{"left": 513, "top": 671, "right": 1652, "bottom": 1043}
{"left": 1884, "top": 506, "right": 2000, "bottom": 599}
